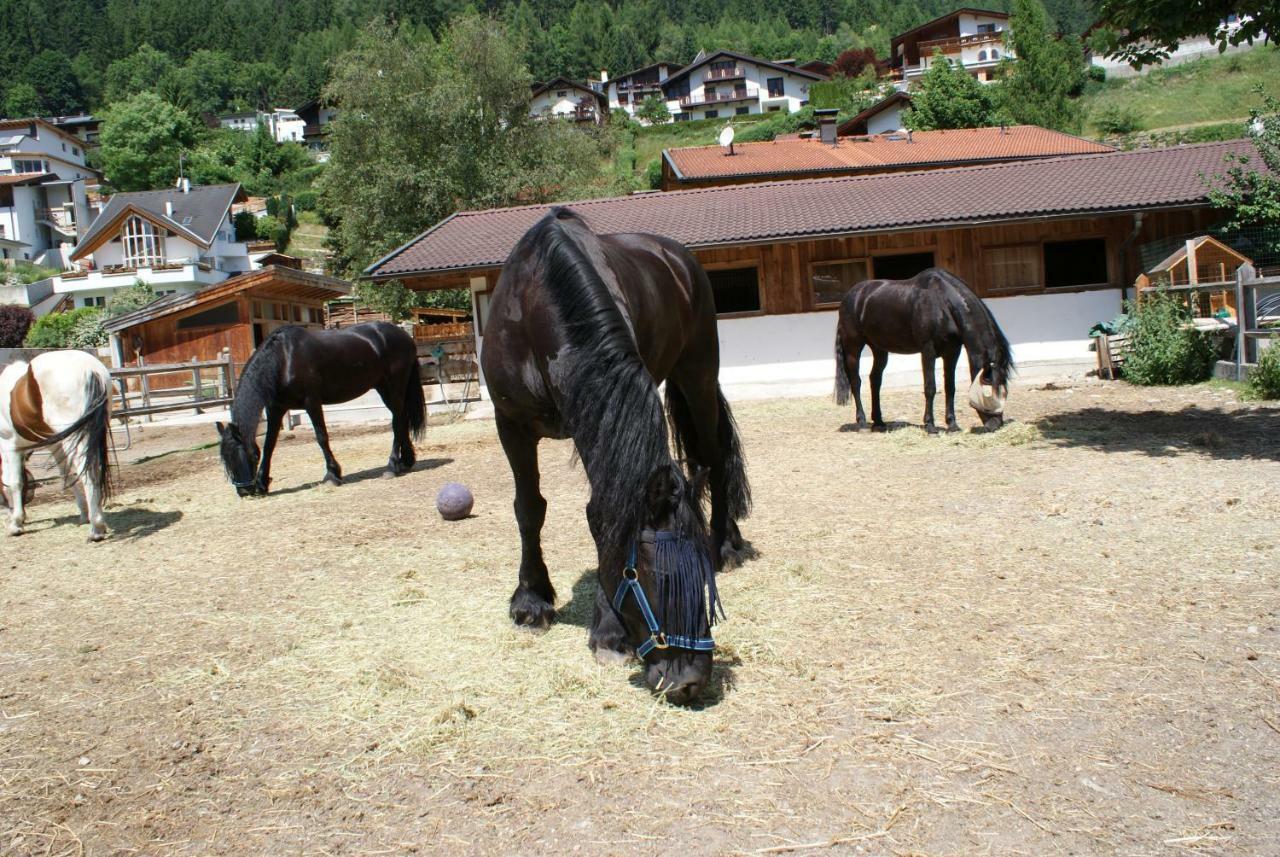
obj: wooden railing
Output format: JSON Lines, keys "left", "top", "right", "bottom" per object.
{"left": 110, "top": 350, "right": 237, "bottom": 421}
{"left": 919, "top": 30, "right": 1004, "bottom": 53}
{"left": 705, "top": 67, "right": 745, "bottom": 81}
{"left": 679, "top": 90, "right": 753, "bottom": 108}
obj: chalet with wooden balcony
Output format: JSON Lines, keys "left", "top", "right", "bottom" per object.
{"left": 603, "top": 61, "right": 681, "bottom": 117}
{"left": 888, "top": 8, "right": 1012, "bottom": 88}
{"left": 661, "top": 51, "right": 827, "bottom": 123}
{"left": 53, "top": 182, "right": 255, "bottom": 309}
{"left": 530, "top": 78, "right": 609, "bottom": 125}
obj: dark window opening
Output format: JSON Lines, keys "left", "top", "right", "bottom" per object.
{"left": 707, "top": 266, "right": 761, "bottom": 314}
{"left": 767, "top": 77, "right": 784, "bottom": 97}
{"left": 177, "top": 301, "right": 239, "bottom": 329}
{"left": 735, "top": 106, "right": 750, "bottom": 115}
{"left": 705, "top": 109, "right": 718, "bottom": 119}
{"left": 872, "top": 252, "right": 935, "bottom": 281}
{"left": 1044, "top": 238, "right": 1108, "bottom": 288}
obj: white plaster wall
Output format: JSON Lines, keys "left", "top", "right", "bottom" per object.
{"left": 531, "top": 92, "right": 583, "bottom": 117}
{"left": 90, "top": 234, "right": 204, "bottom": 268}
{"left": 866, "top": 105, "right": 906, "bottom": 135}
{"left": 714, "top": 289, "right": 1122, "bottom": 399}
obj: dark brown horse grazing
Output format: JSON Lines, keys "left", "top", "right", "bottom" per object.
{"left": 481, "top": 207, "right": 751, "bottom": 705}
{"left": 216, "top": 322, "right": 425, "bottom": 495}
{"left": 834, "top": 268, "right": 1014, "bottom": 433}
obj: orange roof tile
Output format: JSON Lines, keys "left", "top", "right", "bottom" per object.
{"left": 664, "top": 125, "right": 1114, "bottom": 184}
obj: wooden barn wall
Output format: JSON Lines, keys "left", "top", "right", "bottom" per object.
{"left": 119, "top": 295, "right": 253, "bottom": 389}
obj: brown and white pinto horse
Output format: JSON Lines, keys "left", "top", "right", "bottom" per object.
{"left": 0, "top": 350, "right": 113, "bottom": 540}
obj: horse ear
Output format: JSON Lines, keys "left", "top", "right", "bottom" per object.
{"left": 215, "top": 421, "right": 226, "bottom": 437}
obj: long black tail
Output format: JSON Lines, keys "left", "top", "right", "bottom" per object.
{"left": 834, "top": 333, "right": 852, "bottom": 405}
{"left": 664, "top": 383, "right": 751, "bottom": 522}
{"left": 404, "top": 359, "right": 427, "bottom": 441}
{"left": 29, "top": 372, "right": 113, "bottom": 502}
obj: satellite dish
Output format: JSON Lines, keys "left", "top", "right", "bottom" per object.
{"left": 719, "top": 124, "right": 735, "bottom": 155}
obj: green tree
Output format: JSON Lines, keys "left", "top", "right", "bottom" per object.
{"left": 171, "top": 50, "right": 240, "bottom": 114}
{"left": 3, "top": 83, "right": 40, "bottom": 117}
{"left": 354, "top": 280, "right": 418, "bottom": 322}
{"left": 1093, "top": 0, "right": 1275, "bottom": 67}
{"left": 635, "top": 94, "right": 672, "bottom": 125}
{"left": 104, "top": 281, "right": 157, "bottom": 317}
{"left": 1205, "top": 89, "right": 1280, "bottom": 232}
{"left": 99, "top": 92, "right": 199, "bottom": 192}
{"left": 998, "top": 0, "right": 1085, "bottom": 132}
{"left": 104, "top": 44, "right": 176, "bottom": 104}
{"left": 319, "top": 16, "right": 600, "bottom": 278}
{"left": 23, "top": 50, "right": 83, "bottom": 114}
{"left": 905, "top": 53, "right": 998, "bottom": 130}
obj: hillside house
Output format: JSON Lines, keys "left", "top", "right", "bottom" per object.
{"left": 888, "top": 8, "right": 1013, "bottom": 88}
{"left": 603, "top": 62, "right": 681, "bottom": 118}
{"left": 52, "top": 182, "right": 252, "bottom": 309}
{"left": 661, "top": 51, "right": 827, "bottom": 122}
{"left": 365, "top": 141, "right": 1253, "bottom": 395}
{"left": 0, "top": 118, "right": 98, "bottom": 267}
{"left": 48, "top": 114, "right": 102, "bottom": 147}
{"left": 530, "top": 78, "right": 608, "bottom": 124}
{"left": 295, "top": 100, "right": 337, "bottom": 155}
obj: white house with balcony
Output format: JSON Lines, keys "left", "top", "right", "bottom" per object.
{"left": 530, "top": 78, "right": 608, "bottom": 124}
{"left": 603, "top": 61, "right": 680, "bottom": 119}
{"left": 0, "top": 118, "right": 98, "bottom": 267}
{"left": 51, "top": 182, "right": 252, "bottom": 309}
{"left": 888, "top": 8, "right": 1013, "bottom": 88}
{"left": 659, "top": 51, "right": 827, "bottom": 123}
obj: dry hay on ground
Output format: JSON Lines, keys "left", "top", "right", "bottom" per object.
{"left": 1, "top": 381, "right": 1278, "bottom": 855}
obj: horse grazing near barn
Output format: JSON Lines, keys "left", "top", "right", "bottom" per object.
{"left": 1, "top": 350, "right": 113, "bottom": 540}
{"left": 481, "top": 207, "right": 751, "bottom": 705}
{"left": 834, "top": 268, "right": 1014, "bottom": 433}
{"left": 217, "top": 322, "right": 425, "bottom": 496}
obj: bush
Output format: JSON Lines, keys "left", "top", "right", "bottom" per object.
{"left": 294, "top": 190, "right": 317, "bottom": 211}
{"left": 24, "top": 308, "right": 105, "bottom": 348}
{"left": 0, "top": 304, "right": 35, "bottom": 347}
{"left": 1248, "top": 338, "right": 1280, "bottom": 399}
{"left": 1121, "top": 295, "right": 1219, "bottom": 385}
{"left": 644, "top": 157, "right": 663, "bottom": 190}
{"left": 1087, "top": 65, "right": 1106, "bottom": 83}
{"left": 233, "top": 210, "right": 259, "bottom": 241}
{"left": 1093, "top": 103, "right": 1143, "bottom": 135}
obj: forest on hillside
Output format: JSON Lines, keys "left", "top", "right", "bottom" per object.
{"left": 1, "top": 0, "right": 1096, "bottom": 117}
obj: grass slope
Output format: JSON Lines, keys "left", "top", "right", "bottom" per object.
{"left": 1081, "top": 45, "right": 1280, "bottom": 136}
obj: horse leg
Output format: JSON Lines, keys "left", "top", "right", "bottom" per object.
{"left": 921, "top": 347, "right": 939, "bottom": 434}
{"left": 305, "top": 402, "right": 342, "bottom": 485}
{"left": 375, "top": 382, "right": 409, "bottom": 477}
{"left": 869, "top": 348, "right": 889, "bottom": 432}
{"left": 942, "top": 343, "right": 962, "bottom": 432}
{"left": 496, "top": 414, "right": 556, "bottom": 629}
{"left": 51, "top": 446, "right": 88, "bottom": 523}
{"left": 2, "top": 446, "right": 27, "bottom": 536}
{"left": 257, "top": 406, "right": 285, "bottom": 494}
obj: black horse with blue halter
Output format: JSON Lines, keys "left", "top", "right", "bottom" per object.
{"left": 613, "top": 530, "right": 723, "bottom": 657}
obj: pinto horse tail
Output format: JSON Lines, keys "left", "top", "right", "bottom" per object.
{"left": 663, "top": 383, "right": 752, "bottom": 521}
{"left": 404, "top": 358, "right": 427, "bottom": 441}
{"left": 833, "top": 333, "right": 852, "bottom": 406}
{"left": 28, "top": 371, "right": 113, "bottom": 503}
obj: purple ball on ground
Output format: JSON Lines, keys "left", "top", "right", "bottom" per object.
{"left": 436, "top": 482, "right": 474, "bottom": 521}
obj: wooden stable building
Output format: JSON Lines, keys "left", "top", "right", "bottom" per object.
{"left": 103, "top": 265, "right": 351, "bottom": 387}
{"left": 365, "top": 141, "right": 1256, "bottom": 392}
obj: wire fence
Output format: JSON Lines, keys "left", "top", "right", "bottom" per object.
{"left": 1138, "top": 223, "right": 1280, "bottom": 281}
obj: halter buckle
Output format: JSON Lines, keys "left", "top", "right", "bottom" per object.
{"left": 652, "top": 632, "right": 669, "bottom": 650}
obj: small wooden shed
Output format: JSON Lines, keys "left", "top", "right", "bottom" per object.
{"left": 1136, "top": 235, "right": 1253, "bottom": 319}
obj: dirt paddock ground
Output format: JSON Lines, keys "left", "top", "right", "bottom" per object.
{"left": 2, "top": 380, "right": 1279, "bottom": 855}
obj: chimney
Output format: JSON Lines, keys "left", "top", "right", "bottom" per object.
{"left": 907, "top": 129, "right": 913, "bottom": 143}
{"left": 600, "top": 69, "right": 609, "bottom": 83}
{"left": 165, "top": 199, "right": 174, "bottom": 217}
{"left": 815, "top": 108, "right": 839, "bottom": 146}
{"left": 181, "top": 177, "right": 190, "bottom": 193}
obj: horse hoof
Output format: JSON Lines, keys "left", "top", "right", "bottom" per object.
{"left": 322, "top": 474, "right": 343, "bottom": 487}
{"left": 381, "top": 469, "right": 397, "bottom": 479}
{"left": 925, "top": 425, "right": 940, "bottom": 435}
{"left": 838, "top": 422, "right": 860, "bottom": 433}
{"left": 88, "top": 531, "right": 106, "bottom": 543}
{"left": 7, "top": 526, "right": 22, "bottom": 537}
{"left": 510, "top": 589, "right": 556, "bottom": 629}
{"left": 945, "top": 424, "right": 961, "bottom": 433}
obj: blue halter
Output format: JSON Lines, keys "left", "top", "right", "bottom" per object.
{"left": 612, "top": 535, "right": 716, "bottom": 658}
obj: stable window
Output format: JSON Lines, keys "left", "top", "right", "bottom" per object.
{"left": 735, "top": 106, "right": 750, "bottom": 115}
{"left": 812, "top": 259, "right": 871, "bottom": 306}
{"left": 983, "top": 244, "right": 1041, "bottom": 292}
{"left": 177, "top": 301, "right": 238, "bottom": 329}
{"left": 872, "top": 251, "right": 935, "bottom": 281}
{"left": 1044, "top": 238, "right": 1108, "bottom": 288}
{"left": 767, "top": 77, "right": 784, "bottom": 98}
{"left": 81, "top": 296, "right": 106, "bottom": 308}
{"left": 121, "top": 215, "right": 164, "bottom": 267}
{"left": 707, "top": 266, "right": 761, "bottom": 315}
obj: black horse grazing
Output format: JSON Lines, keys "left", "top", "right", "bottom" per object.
{"left": 834, "top": 268, "right": 1014, "bottom": 433}
{"left": 481, "top": 207, "right": 751, "bottom": 705}
{"left": 216, "top": 322, "right": 425, "bottom": 496}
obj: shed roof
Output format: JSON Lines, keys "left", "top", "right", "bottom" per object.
{"left": 664, "top": 125, "right": 1113, "bottom": 184}
{"left": 368, "top": 139, "right": 1258, "bottom": 281}
{"left": 103, "top": 265, "right": 351, "bottom": 333}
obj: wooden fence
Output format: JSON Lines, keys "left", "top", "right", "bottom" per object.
{"left": 1233, "top": 264, "right": 1280, "bottom": 380}
{"left": 110, "top": 350, "right": 237, "bottom": 421}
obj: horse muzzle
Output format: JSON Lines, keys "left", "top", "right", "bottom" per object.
{"left": 644, "top": 648, "right": 712, "bottom": 705}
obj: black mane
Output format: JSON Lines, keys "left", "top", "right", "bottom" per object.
{"left": 530, "top": 208, "right": 681, "bottom": 568}
{"left": 229, "top": 327, "right": 293, "bottom": 437}
{"left": 936, "top": 268, "right": 1015, "bottom": 387}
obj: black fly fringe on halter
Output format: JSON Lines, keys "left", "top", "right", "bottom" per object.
{"left": 653, "top": 531, "right": 724, "bottom": 637}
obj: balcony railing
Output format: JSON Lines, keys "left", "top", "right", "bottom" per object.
{"left": 918, "top": 30, "right": 1003, "bottom": 53}
{"left": 679, "top": 90, "right": 754, "bottom": 108}
{"left": 617, "top": 80, "right": 663, "bottom": 92}
{"left": 705, "top": 67, "right": 745, "bottom": 81}
{"left": 37, "top": 207, "right": 75, "bottom": 228}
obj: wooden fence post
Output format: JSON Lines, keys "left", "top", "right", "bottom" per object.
{"left": 138, "top": 354, "right": 152, "bottom": 423}
{"left": 191, "top": 355, "right": 203, "bottom": 415}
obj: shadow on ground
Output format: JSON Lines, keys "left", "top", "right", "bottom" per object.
{"left": 108, "top": 507, "right": 184, "bottom": 541}
{"left": 1033, "top": 405, "right": 1280, "bottom": 461}
{"left": 269, "top": 457, "right": 453, "bottom": 496}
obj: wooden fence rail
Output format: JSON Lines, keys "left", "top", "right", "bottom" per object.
{"left": 110, "top": 349, "right": 237, "bottom": 421}
{"left": 1233, "top": 264, "right": 1280, "bottom": 381}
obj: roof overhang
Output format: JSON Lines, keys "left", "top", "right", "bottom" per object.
{"left": 70, "top": 202, "right": 214, "bottom": 261}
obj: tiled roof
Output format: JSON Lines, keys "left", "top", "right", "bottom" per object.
{"left": 665, "top": 126, "right": 1114, "bottom": 183}
{"left": 367, "top": 140, "right": 1260, "bottom": 280}
{"left": 73, "top": 183, "right": 243, "bottom": 259}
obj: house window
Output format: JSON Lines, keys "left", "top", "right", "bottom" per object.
{"left": 735, "top": 106, "right": 750, "bottom": 115}
{"left": 82, "top": 296, "right": 106, "bottom": 308}
{"left": 991, "top": 49, "right": 1000, "bottom": 60}
{"left": 11, "top": 159, "right": 45, "bottom": 174}
{"left": 705, "top": 110, "right": 718, "bottom": 120}
{"left": 978, "top": 22, "right": 997, "bottom": 33}
{"left": 812, "top": 259, "right": 871, "bottom": 306}
{"left": 978, "top": 50, "right": 988, "bottom": 61}
{"left": 767, "top": 105, "right": 781, "bottom": 112}
{"left": 872, "top": 251, "right": 935, "bottom": 281}
{"left": 983, "top": 245, "right": 1041, "bottom": 292}
{"left": 707, "top": 266, "right": 761, "bottom": 315}
{"left": 767, "top": 77, "right": 785, "bottom": 98}
{"left": 556, "top": 90, "right": 567, "bottom": 97}
{"left": 619, "top": 93, "right": 629, "bottom": 105}
{"left": 675, "top": 112, "right": 691, "bottom": 122}
{"left": 73, "top": 147, "right": 80, "bottom": 157}
{"left": 1044, "top": 238, "right": 1108, "bottom": 288}
{"left": 121, "top": 215, "right": 164, "bottom": 267}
